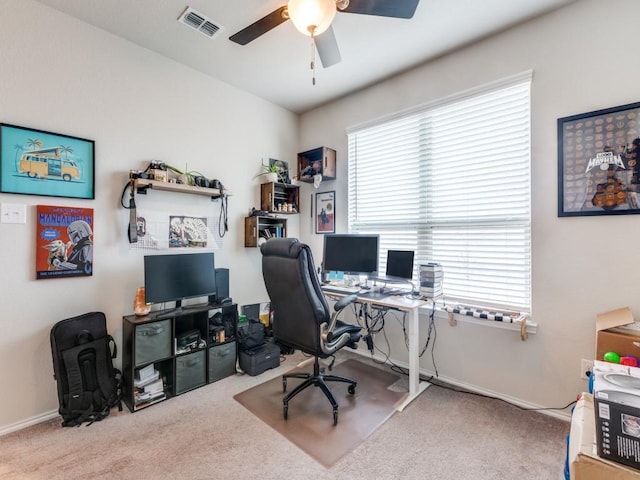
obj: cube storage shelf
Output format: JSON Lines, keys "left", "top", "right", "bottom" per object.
{"left": 122, "top": 303, "right": 238, "bottom": 412}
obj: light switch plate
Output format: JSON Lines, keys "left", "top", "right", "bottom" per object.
{"left": 1, "top": 203, "right": 27, "bottom": 224}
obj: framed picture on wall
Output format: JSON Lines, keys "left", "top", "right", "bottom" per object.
{"left": 315, "top": 190, "right": 335, "bottom": 234}
{"left": 35, "top": 205, "right": 94, "bottom": 279}
{"left": 558, "top": 101, "right": 640, "bottom": 217}
{"left": 268, "top": 158, "right": 289, "bottom": 184}
{"left": 0, "top": 123, "right": 95, "bottom": 199}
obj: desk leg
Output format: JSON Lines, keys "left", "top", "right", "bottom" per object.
{"left": 397, "top": 305, "right": 430, "bottom": 411}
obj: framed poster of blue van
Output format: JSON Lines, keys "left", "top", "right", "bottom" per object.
{"left": 0, "top": 123, "right": 95, "bottom": 199}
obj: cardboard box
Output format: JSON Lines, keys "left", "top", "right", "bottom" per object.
{"left": 596, "top": 307, "right": 640, "bottom": 362}
{"left": 569, "top": 393, "right": 640, "bottom": 479}
{"left": 593, "top": 360, "right": 640, "bottom": 472}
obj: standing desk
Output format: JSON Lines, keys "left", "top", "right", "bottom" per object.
{"left": 322, "top": 287, "right": 431, "bottom": 412}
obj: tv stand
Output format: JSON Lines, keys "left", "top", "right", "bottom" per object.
{"left": 155, "top": 307, "right": 182, "bottom": 319}
{"left": 122, "top": 302, "right": 238, "bottom": 412}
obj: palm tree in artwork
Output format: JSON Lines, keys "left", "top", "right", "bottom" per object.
{"left": 60, "top": 145, "right": 73, "bottom": 160}
{"left": 13, "top": 144, "right": 24, "bottom": 171}
{"left": 27, "top": 138, "right": 42, "bottom": 151}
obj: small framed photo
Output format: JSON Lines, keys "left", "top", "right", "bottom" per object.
{"left": 558, "top": 101, "right": 640, "bottom": 217}
{"left": 315, "top": 190, "right": 335, "bottom": 234}
{"left": 0, "top": 123, "right": 95, "bottom": 199}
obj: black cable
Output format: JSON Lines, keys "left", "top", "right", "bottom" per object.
{"left": 423, "top": 376, "right": 577, "bottom": 412}
{"left": 120, "top": 180, "right": 138, "bottom": 243}
{"left": 218, "top": 189, "right": 228, "bottom": 238}
{"left": 352, "top": 299, "right": 571, "bottom": 412}
{"left": 120, "top": 181, "right": 133, "bottom": 209}
{"left": 423, "top": 301, "right": 438, "bottom": 378}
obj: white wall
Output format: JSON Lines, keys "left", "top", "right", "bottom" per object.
{"left": 3, "top": 0, "right": 636, "bottom": 432}
{"left": 0, "top": 0, "right": 298, "bottom": 431}
{"left": 298, "top": 0, "right": 640, "bottom": 412}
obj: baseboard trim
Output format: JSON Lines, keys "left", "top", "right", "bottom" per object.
{"left": 349, "top": 348, "right": 571, "bottom": 422}
{"left": 0, "top": 409, "right": 59, "bottom": 437}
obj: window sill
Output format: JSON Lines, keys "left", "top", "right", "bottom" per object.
{"left": 421, "top": 305, "right": 538, "bottom": 339}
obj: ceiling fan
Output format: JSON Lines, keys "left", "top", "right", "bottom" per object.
{"left": 229, "top": 0, "right": 420, "bottom": 69}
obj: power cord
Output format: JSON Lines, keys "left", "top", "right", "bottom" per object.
{"left": 218, "top": 187, "right": 228, "bottom": 238}
{"left": 422, "top": 375, "right": 577, "bottom": 412}
{"left": 350, "top": 299, "right": 572, "bottom": 412}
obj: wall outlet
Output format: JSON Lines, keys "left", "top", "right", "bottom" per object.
{"left": 580, "top": 358, "right": 594, "bottom": 380}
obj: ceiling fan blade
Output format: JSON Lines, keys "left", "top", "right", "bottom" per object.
{"left": 229, "top": 5, "right": 289, "bottom": 45}
{"left": 341, "top": 0, "right": 420, "bottom": 19}
{"left": 315, "top": 26, "right": 341, "bottom": 68}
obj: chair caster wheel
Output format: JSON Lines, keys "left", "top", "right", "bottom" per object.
{"left": 283, "top": 405, "right": 288, "bottom": 420}
{"left": 282, "top": 378, "right": 287, "bottom": 393}
{"left": 348, "top": 384, "right": 356, "bottom": 395}
{"left": 333, "top": 409, "right": 338, "bottom": 426}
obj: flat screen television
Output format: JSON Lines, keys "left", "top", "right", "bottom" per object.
{"left": 322, "top": 234, "right": 379, "bottom": 276}
{"left": 144, "top": 252, "right": 216, "bottom": 307}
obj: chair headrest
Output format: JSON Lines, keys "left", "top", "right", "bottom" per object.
{"left": 260, "top": 238, "right": 304, "bottom": 258}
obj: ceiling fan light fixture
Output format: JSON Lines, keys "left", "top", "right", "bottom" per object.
{"left": 287, "top": 0, "right": 336, "bottom": 36}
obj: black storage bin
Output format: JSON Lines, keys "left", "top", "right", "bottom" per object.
{"left": 208, "top": 342, "right": 237, "bottom": 383}
{"left": 135, "top": 320, "right": 171, "bottom": 366}
{"left": 239, "top": 342, "right": 280, "bottom": 376}
{"left": 175, "top": 350, "right": 206, "bottom": 394}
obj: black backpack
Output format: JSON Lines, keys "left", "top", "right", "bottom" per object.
{"left": 50, "top": 312, "right": 122, "bottom": 426}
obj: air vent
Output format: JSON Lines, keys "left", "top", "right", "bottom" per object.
{"left": 178, "top": 7, "right": 222, "bottom": 39}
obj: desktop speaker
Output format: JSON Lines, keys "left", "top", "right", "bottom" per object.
{"left": 215, "top": 268, "right": 230, "bottom": 301}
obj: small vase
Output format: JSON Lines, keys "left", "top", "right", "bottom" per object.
{"left": 134, "top": 286, "right": 151, "bottom": 316}
{"left": 265, "top": 172, "right": 278, "bottom": 183}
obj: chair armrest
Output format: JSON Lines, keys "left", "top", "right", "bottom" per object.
{"left": 333, "top": 294, "right": 358, "bottom": 313}
{"left": 327, "top": 294, "right": 357, "bottom": 333}
{"left": 321, "top": 294, "right": 359, "bottom": 355}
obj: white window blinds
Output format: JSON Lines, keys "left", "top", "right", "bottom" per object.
{"left": 347, "top": 74, "right": 531, "bottom": 312}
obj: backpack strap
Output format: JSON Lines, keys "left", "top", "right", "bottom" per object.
{"left": 107, "top": 334, "right": 123, "bottom": 412}
{"left": 60, "top": 337, "right": 121, "bottom": 425}
{"left": 61, "top": 342, "right": 93, "bottom": 414}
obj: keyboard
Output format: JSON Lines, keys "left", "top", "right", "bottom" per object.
{"left": 358, "top": 289, "right": 406, "bottom": 300}
{"left": 322, "top": 285, "right": 361, "bottom": 294}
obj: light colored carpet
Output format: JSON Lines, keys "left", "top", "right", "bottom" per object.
{"left": 234, "top": 358, "right": 405, "bottom": 467}
{"left": 0, "top": 351, "right": 570, "bottom": 479}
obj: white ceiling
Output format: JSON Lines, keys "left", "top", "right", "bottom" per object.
{"left": 35, "top": 0, "right": 575, "bottom": 113}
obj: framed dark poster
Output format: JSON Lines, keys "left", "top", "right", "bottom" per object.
{"left": 558, "top": 101, "right": 640, "bottom": 217}
{"left": 315, "top": 190, "right": 335, "bottom": 234}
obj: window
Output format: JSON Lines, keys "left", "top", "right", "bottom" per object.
{"left": 347, "top": 72, "right": 531, "bottom": 312}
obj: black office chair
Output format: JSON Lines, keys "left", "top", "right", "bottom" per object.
{"left": 260, "top": 238, "right": 361, "bottom": 425}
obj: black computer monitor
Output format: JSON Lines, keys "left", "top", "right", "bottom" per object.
{"left": 322, "top": 234, "right": 379, "bottom": 276}
{"left": 385, "top": 250, "right": 415, "bottom": 280}
{"left": 144, "top": 252, "right": 216, "bottom": 307}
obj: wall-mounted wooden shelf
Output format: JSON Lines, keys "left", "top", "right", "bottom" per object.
{"left": 297, "top": 146, "right": 336, "bottom": 183}
{"left": 244, "top": 216, "right": 288, "bottom": 247}
{"left": 260, "top": 182, "right": 299, "bottom": 214}
{"left": 134, "top": 178, "right": 229, "bottom": 199}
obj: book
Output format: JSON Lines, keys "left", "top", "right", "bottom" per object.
{"left": 134, "top": 369, "right": 159, "bottom": 388}
{"left": 134, "top": 390, "right": 165, "bottom": 406}
{"left": 136, "top": 363, "right": 156, "bottom": 381}
{"left": 143, "top": 378, "right": 164, "bottom": 395}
